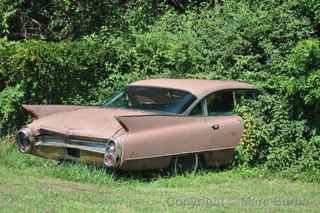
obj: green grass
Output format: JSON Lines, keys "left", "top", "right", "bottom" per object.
{"left": 0, "top": 137, "right": 319, "bottom": 212}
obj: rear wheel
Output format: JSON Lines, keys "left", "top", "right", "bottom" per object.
{"left": 172, "top": 154, "right": 199, "bottom": 175}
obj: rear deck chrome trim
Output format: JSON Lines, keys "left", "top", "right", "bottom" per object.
{"left": 35, "top": 134, "right": 107, "bottom": 154}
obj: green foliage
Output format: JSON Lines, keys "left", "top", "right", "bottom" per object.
{"left": 0, "top": 0, "right": 166, "bottom": 41}
{"left": 235, "top": 109, "right": 269, "bottom": 166}
{"left": 1, "top": 40, "right": 108, "bottom": 104}
{"left": 289, "top": 39, "right": 320, "bottom": 73}
{"left": 0, "top": 84, "right": 24, "bottom": 134}
{"left": 0, "top": 0, "right": 23, "bottom": 35}
{"left": 287, "top": 39, "right": 320, "bottom": 112}
{"left": 297, "top": 136, "right": 320, "bottom": 173}
{"left": 235, "top": 94, "right": 318, "bottom": 173}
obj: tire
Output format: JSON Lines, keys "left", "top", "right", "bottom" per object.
{"left": 172, "top": 153, "right": 199, "bottom": 175}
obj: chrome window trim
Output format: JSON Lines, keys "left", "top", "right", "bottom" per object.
{"left": 203, "top": 99, "right": 208, "bottom": 116}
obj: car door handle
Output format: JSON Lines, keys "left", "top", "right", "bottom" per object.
{"left": 211, "top": 124, "right": 220, "bottom": 130}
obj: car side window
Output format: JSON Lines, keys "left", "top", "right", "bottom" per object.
{"left": 235, "top": 89, "right": 257, "bottom": 105}
{"left": 189, "top": 101, "right": 203, "bottom": 116}
{"left": 206, "top": 91, "right": 234, "bottom": 116}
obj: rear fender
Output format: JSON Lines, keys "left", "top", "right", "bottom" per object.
{"left": 115, "top": 115, "right": 213, "bottom": 161}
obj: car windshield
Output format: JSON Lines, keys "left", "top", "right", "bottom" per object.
{"left": 105, "top": 86, "right": 196, "bottom": 114}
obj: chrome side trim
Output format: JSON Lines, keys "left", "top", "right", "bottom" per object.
{"left": 124, "top": 146, "right": 236, "bottom": 161}
{"left": 35, "top": 135, "right": 107, "bottom": 154}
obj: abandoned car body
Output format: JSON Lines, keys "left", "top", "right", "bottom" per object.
{"left": 17, "top": 79, "right": 257, "bottom": 172}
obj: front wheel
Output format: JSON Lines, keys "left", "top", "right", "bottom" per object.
{"left": 171, "top": 153, "right": 199, "bottom": 175}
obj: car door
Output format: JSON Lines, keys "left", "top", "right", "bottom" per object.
{"left": 203, "top": 90, "right": 244, "bottom": 149}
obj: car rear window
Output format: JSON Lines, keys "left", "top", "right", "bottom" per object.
{"left": 106, "top": 86, "right": 196, "bottom": 114}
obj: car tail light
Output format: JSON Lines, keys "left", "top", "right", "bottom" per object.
{"left": 17, "top": 128, "right": 33, "bottom": 153}
{"left": 104, "top": 138, "right": 122, "bottom": 168}
{"left": 107, "top": 142, "right": 116, "bottom": 153}
{"left": 105, "top": 153, "right": 116, "bottom": 166}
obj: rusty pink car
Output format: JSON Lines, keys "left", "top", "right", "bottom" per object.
{"left": 17, "top": 79, "right": 257, "bottom": 173}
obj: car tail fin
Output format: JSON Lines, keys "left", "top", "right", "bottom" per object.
{"left": 22, "top": 105, "right": 85, "bottom": 119}
{"left": 114, "top": 115, "right": 189, "bottom": 133}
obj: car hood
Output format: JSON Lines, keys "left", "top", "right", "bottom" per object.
{"left": 27, "top": 107, "right": 156, "bottom": 139}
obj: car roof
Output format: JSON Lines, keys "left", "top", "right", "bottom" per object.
{"left": 129, "top": 79, "right": 257, "bottom": 98}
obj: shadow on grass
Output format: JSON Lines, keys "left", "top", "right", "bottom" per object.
{"left": 57, "top": 159, "right": 235, "bottom": 183}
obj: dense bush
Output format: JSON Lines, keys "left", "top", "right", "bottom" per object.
{"left": 0, "top": 85, "right": 24, "bottom": 133}
{"left": 235, "top": 94, "right": 313, "bottom": 170}
{"left": 0, "top": 0, "right": 167, "bottom": 41}
{"left": 0, "top": 0, "right": 320, "bottom": 175}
